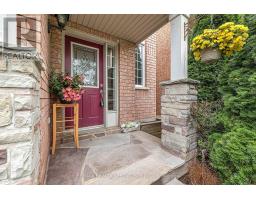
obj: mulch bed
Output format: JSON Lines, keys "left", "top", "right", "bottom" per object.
{"left": 179, "top": 159, "right": 221, "bottom": 185}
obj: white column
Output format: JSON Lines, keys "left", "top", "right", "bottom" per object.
{"left": 169, "top": 14, "right": 189, "bottom": 81}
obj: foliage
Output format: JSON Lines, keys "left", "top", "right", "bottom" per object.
{"left": 191, "top": 22, "right": 249, "bottom": 61}
{"left": 218, "top": 35, "right": 256, "bottom": 129}
{"left": 188, "top": 14, "right": 256, "bottom": 184}
{"left": 188, "top": 60, "right": 223, "bottom": 101}
{"left": 188, "top": 15, "right": 241, "bottom": 101}
{"left": 191, "top": 101, "right": 223, "bottom": 161}
{"left": 49, "top": 71, "right": 85, "bottom": 102}
{"left": 49, "top": 71, "right": 63, "bottom": 98}
{"left": 210, "top": 127, "right": 256, "bottom": 184}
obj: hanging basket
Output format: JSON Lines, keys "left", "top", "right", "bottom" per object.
{"left": 201, "top": 48, "right": 221, "bottom": 63}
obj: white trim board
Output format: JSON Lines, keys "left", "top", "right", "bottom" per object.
{"left": 62, "top": 28, "right": 119, "bottom": 128}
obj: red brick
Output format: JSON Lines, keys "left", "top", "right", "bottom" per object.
{"left": 156, "top": 23, "right": 171, "bottom": 116}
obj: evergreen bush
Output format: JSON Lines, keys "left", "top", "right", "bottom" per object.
{"left": 210, "top": 127, "right": 256, "bottom": 184}
{"left": 188, "top": 14, "right": 256, "bottom": 184}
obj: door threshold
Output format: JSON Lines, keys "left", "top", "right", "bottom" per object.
{"left": 58, "top": 125, "right": 121, "bottom": 144}
{"left": 78, "top": 124, "right": 104, "bottom": 132}
{"left": 63, "top": 124, "right": 104, "bottom": 134}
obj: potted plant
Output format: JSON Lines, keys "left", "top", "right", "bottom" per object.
{"left": 191, "top": 22, "right": 249, "bottom": 63}
{"left": 121, "top": 121, "right": 140, "bottom": 133}
{"left": 49, "top": 71, "right": 85, "bottom": 103}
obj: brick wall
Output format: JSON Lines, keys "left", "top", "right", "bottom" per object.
{"left": 156, "top": 23, "right": 171, "bottom": 116}
{"left": 134, "top": 34, "right": 157, "bottom": 121}
{"left": 119, "top": 39, "right": 136, "bottom": 123}
{"left": 17, "top": 14, "right": 50, "bottom": 184}
{"left": 37, "top": 15, "right": 50, "bottom": 185}
{"left": 49, "top": 16, "right": 62, "bottom": 73}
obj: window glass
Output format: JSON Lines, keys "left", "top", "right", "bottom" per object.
{"left": 107, "top": 46, "right": 116, "bottom": 111}
{"left": 135, "top": 42, "right": 145, "bottom": 86}
{"left": 72, "top": 44, "right": 98, "bottom": 87}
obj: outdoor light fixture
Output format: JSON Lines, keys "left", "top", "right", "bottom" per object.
{"left": 48, "top": 14, "right": 69, "bottom": 33}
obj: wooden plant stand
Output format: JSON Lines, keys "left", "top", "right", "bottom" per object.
{"left": 52, "top": 103, "right": 79, "bottom": 155}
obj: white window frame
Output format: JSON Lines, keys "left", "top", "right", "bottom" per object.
{"left": 105, "top": 43, "right": 119, "bottom": 127}
{"left": 135, "top": 41, "right": 146, "bottom": 88}
{"left": 106, "top": 45, "right": 117, "bottom": 112}
{"left": 0, "top": 14, "right": 17, "bottom": 47}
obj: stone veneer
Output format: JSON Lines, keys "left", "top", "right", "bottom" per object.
{"left": 160, "top": 78, "right": 199, "bottom": 161}
{"left": 0, "top": 47, "right": 43, "bottom": 184}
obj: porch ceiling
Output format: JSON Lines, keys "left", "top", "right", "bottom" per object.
{"left": 70, "top": 14, "right": 169, "bottom": 44}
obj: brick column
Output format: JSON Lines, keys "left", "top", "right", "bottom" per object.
{"left": 0, "top": 47, "right": 43, "bottom": 184}
{"left": 160, "top": 78, "right": 199, "bottom": 161}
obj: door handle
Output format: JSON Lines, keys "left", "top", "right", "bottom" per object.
{"left": 100, "top": 88, "right": 104, "bottom": 107}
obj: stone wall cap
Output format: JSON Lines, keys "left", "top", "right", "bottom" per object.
{"left": 160, "top": 78, "right": 200, "bottom": 86}
{"left": 0, "top": 45, "right": 44, "bottom": 71}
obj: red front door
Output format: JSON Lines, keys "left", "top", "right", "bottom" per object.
{"left": 65, "top": 36, "right": 104, "bottom": 128}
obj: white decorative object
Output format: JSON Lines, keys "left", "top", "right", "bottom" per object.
{"left": 121, "top": 121, "right": 140, "bottom": 133}
{"left": 201, "top": 48, "right": 221, "bottom": 63}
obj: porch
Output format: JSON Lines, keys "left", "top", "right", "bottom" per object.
{"left": 0, "top": 14, "right": 197, "bottom": 185}
{"left": 46, "top": 130, "right": 186, "bottom": 185}
{"left": 47, "top": 14, "right": 193, "bottom": 185}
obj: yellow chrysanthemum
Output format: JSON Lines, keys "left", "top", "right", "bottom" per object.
{"left": 190, "top": 22, "right": 249, "bottom": 61}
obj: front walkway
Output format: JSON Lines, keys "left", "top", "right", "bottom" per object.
{"left": 46, "top": 131, "right": 185, "bottom": 185}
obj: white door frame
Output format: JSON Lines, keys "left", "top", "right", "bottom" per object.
{"left": 61, "top": 27, "right": 119, "bottom": 129}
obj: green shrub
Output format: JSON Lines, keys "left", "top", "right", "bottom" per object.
{"left": 191, "top": 101, "right": 224, "bottom": 161}
{"left": 218, "top": 34, "right": 256, "bottom": 129}
{"left": 189, "top": 14, "right": 256, "bottom": 184}
{"left": 210, "top": 127, "right": 256, "bottom": 184}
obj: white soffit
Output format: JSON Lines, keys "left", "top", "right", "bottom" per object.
{"left": 70, "top": 14, "right": 169, "bottom": 44}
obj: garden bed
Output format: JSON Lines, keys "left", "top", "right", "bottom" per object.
{"left": 179, "top": 160, "right": 221, "bottom": 185}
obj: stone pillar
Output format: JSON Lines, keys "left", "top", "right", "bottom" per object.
{"left": 160, "top": 78, "right": 199, "bottom": 161}
{"left": 0, "top": 47, "right": 43, "bottom": 184}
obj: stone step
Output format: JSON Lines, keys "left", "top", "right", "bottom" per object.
{"left": 56, "top": 126, "right": 120, "bottom": 144}
{"left": 60, "top": 133, "right": 130, "bottom": 149}
{"left": 140, "top": 120, "right": 161, "bottom": 138}
{"left": 140, "top": 120, "right": 161, "bottom": 126}
{"left": 83, "top": 150, "right": 185, "bottom": 185}
{"left": 47, "top": 131, "right": 187, "bottom": 185}
{"left": 165, "top": 178, "right": 184, "bottom": 185}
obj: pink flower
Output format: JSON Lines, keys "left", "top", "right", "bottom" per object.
{"left": 62, "top": 87, "right": 83, "bottom": 102}
{"left": 66, "top": 87, "right": 71, "bottom": 92}
{"left": 64, "top": 75, "right": 72, "bottom": 81}
{"left": 79, "top": 75, "right": 85, "bottom": 82}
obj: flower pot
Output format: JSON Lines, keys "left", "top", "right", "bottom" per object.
{"left": 201, "top": 48, "right": 221, "bottom": 63}
{"left": 120, "top": 122, "right": 140, "bottom": 133}
{"left": 61, "top": 99, "right": 74, "bottom": 104}
{"left": 57, "top": 98, "right": 74, "bottom": 104}
{"left": 121, "top": 127, "right": 140, "bottom": 133}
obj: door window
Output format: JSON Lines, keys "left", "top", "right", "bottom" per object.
{"left": 72, "top": 43, "right": 99, "bottom": 87}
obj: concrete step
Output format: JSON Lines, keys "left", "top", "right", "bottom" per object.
{"left": 47, "top": 131, "right": 187, "bottom": 185}
{"left": 166, "top": 178, "right": 184, "bottom": 185}
{"left": 83, "top": 153, "right": 184, "bottom": 185}
{"left": 140, "top": 120, "right": 161, "bottom": 138}
{"left": 56, "top": 126, "right": 120, "bottom": 144}
{"left": 82, "top": 133, "right": 185, "bottom": 185}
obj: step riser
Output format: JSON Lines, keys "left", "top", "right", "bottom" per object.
{"left": 56, "top": 127, "right": 120, "bottom": 145}
{"left": 152, "top": 162, "right": 189, "bottom": 185}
